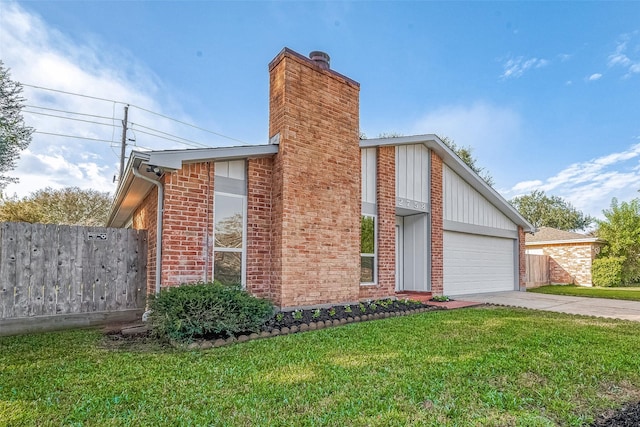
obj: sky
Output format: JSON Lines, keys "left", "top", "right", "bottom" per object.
{"left": 1, "top": 1, "right": 639, "bottom": 220}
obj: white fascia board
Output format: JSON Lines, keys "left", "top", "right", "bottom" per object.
{"left": 147, "top": 144, "right": 279, "bottom": 169}
{"left": 361, "top": 134, "right": 535, "bottom": 233}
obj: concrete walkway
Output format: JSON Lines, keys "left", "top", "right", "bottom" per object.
{"left": 456, "top": 291, "right": 640, "bottom": 322}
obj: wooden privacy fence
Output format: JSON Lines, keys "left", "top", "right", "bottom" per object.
{"left": 525, "top": 254, "right": 550, "bottom": 288}
{"left": 0, "top": 222, "right": 147, "bottom": 335}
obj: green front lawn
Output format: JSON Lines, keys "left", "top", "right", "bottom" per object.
{"left": 530, "top": 284, "right": 640, "bottom": 301}
{"left": 2, "top": 308, "right": 640, "bottom": 426}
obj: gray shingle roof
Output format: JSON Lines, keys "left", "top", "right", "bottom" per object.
{"left": 525, "top": 226, "right": 600, "bottom": 243}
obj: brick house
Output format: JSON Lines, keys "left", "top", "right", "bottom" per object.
{"left": 525, "top": 226, "right": 605, "bottom": 286}
{"left": 108, "top": 48, "right": 535, "bottom": 309}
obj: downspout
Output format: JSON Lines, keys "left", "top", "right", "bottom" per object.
{"left": 132, "top": 166, "right": 164, "bottom": 311}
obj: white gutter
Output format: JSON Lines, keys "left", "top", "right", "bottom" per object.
{"left": 132, "top": 166, "right": 164, "bottom": 295}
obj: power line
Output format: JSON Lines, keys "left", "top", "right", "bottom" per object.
{"left": 25, "top": 104, "right": 116, "bottom": 121}
{"left": 34, "top": 130, "right": 116, "bottom": 144}
{"left": 23, "top": 83, "right": 249, "bottom": 145}
{"left": 25, "top": 104, "right": 205, "bottom": 147}
{"left": 129, "top": 105, "right": 248, "bottom": 144}
{"left": 130, "top": 122, "right": 211, "bottom": 148}
{"left": 24, "top": 110, "right": 118, "bottom": 128}
{"left": 27, "top": 108, "right": 211, "bottom": 150}
{"left": 22, "top": 83, "right": 124, "bottom": 104}
{"left": 129, "top": 127, "right": 209, "bottom": 149}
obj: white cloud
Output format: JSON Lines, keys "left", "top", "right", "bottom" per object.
{"left": 412, "top": 102, "right": 522, "bottom": 156}
{"left": 587, "top": 73, "right": 603, "bottom": 81}
{"left": 503, "top": 143, "right": 640, "bottom": 218}
{"left": 500, "top": 56, "right": 549, "bottom": 79}
{"left": 511, "top": 180, "right": 544, "bottom": 193}
{"left": 1, "top": 2, "right": 224, "bottom": 198}
{"left": 3, "top": 149, "right": 115, "bottom": 197}
{"left": 608, "top": 31, "right": 640, "bottom": 77}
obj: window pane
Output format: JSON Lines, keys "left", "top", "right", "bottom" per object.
{"left": 361, "top": 216, "right": 375, "bottom": 254}
{"left": 214, "top": 252, "right": 242, "bottom": 285}
{"left": 361, "top": 256, "right": 374, "bottom": 283}
{"left": 214, "top": 194, "right": 243, "bottom": 248}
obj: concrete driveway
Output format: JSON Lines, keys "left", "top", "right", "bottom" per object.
{"left": 456, "top": 291, "right": 640, "bottom": 322}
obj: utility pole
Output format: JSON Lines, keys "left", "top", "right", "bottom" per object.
{"left": 118, "top": 104, "right": 129, "bottom": 182}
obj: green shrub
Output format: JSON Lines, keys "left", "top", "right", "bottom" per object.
{"left": 592, "top": 256, "right": 626, "bottom": 287}
{"left": 148, "top": 282, "right": 274, "bottom": 342}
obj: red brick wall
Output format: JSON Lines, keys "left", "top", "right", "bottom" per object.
{"left": 518, "top": 226, "right": 526, "bottom": 289}
{"left": 430, "top": 152, "right": 444, "bottom": 295}
{"left": 269, "top": 60, "right": 285, "bottom": 308}
{"left": 246, "top": 157, "right": 274, "bottom": 300}
{"left": 360, "top": 146, "right": 396, "bottom": 300}
{"left": 133, "top": 186, "right": 158, "bottom": 295}
{"left": 268, "top": 48, "right": 361, "bottom": 308}
{"left": 161, "top": 162, "right": 214, "bottom": 286}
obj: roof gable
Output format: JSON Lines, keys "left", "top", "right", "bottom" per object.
{"left": 360, "top": 134, "right": 535, "bottom": 232}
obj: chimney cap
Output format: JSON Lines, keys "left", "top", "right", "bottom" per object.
{"left": 309, "top": 51, "right": 330, "bottom": 70}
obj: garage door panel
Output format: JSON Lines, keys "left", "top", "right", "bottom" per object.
{"left": 444, "top": 231, "right": 515, "bottom": 295}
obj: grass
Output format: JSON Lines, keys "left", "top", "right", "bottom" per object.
{"left": 529, "top": 284, "right": 640, "bottom": 301}
{"left": 1, "top": 307, "right": 640, "bottom": 426}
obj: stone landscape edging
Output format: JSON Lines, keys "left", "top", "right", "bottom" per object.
{"left": 170, "top": 307, "right": 438, "bottom": 350}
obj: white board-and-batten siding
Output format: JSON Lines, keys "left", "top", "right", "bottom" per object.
{"left": 395, "top": 145, "right": 429, "bottom": 205}
{"left": 442, "top": 164, "right": 517, "bottom": 237}
{"left": 215, "top": 160, "right": 245, "bottom": 180}
{"left": 361, "top": 148, "right": 377, "bottom": 206}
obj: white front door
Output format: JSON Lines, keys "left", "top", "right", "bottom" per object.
{"left": 395, "top": 216, "right": 404, "bottom": 291}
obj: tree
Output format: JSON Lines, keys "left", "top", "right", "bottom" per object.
{"left": 440, "top": 136, "right": 494, "bottom": 187}
{"left": 0, "top": 61, "right": 33, "bottom": 190}
{"left": 510, "top": 190, "right": 594, "bottom": 231}
{"left": 0, "top": 187, "right": 112, "bottom": 226}
{"left": 596, "top": 198, "right": 640, "bottom": 285}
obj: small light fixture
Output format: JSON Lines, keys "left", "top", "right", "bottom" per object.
{"left": 146, "top": 165, "right": 162, "bottom": 177}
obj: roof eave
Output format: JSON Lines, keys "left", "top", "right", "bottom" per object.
{"left": 107, "top": 144, "right": 280, "bottom": 228}
{"left": 107, "top": 151, "right": 156, "bottom": 228}
{"left": 147, "top": 144, "right": 279, "bottom": 169}
{"left": 526, "top": 238, "right": 606, "bottom": 245}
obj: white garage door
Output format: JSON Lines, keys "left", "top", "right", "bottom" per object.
{"left": 443, "top": 231, "right": 515, "bottom": 296}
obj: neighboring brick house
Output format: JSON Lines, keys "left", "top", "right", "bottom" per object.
{"left": 525, "top": 226, "right": 605, "bottom": 286}
{"left": 108, "top": 47, "right": 535, "bottom": 309}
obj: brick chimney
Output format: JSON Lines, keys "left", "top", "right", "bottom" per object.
{"left": 268, "top": 48, "right": 361, "bottom": 308}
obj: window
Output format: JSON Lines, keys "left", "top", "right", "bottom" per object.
{"left": 213, "top": 159, "right": 246, "bottom": 286}
{"left": 361, "top": 215, "right": 376, "bottom": 283}
{"left": 213, "top": 192, "right": 245, "bottom": 286}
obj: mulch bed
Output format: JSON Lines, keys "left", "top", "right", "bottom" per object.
{"left": 104, "top": 299, "right": 439, "bottom": 350}
{"left": 263, "top": 299, "right": 437, "bottom": 332}
{"left": 590, "top": 401, "right": 640, "bottom": 427}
